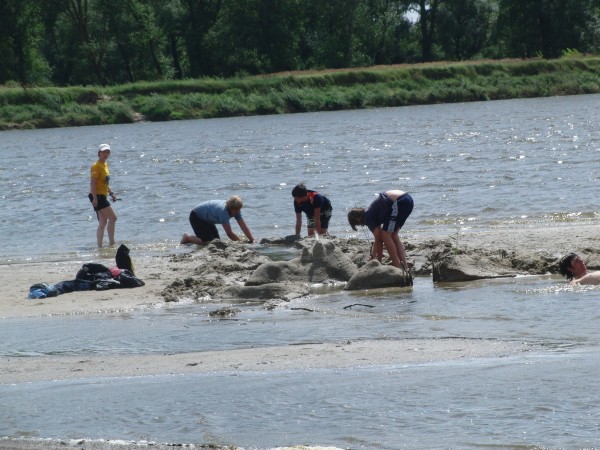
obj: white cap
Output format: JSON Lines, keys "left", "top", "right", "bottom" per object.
{"left": 99, "top": 143, "right": 111, "bottom": 152}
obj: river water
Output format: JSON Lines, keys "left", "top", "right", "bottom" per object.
{"left": 2, "top": 93, "right": 600, "bottom": 261}
{"left": 1, "top": 95, "right": 600, "bottom": 449}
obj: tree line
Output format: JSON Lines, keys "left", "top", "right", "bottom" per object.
{"left": 2, "top": 0, "right": 599, "bottom": 87}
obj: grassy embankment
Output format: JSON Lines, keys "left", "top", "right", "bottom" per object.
{"left": 2, "top": 57, "right": 600, "bottom": 131}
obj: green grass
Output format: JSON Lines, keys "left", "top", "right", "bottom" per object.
{"left": 2, "top": 56, "right": 600, "bottom": 130}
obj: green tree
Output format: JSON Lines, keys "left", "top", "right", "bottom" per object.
{"left": 435, "top": 0, "right": 495, "bottom": 60}
{"left": 582, "top": 3, "right": 600, "bottom": 54}
{"left": 300, "top": 0, "right": 363, "bottom": 69}
{"left": 64, "top": 0, "right": 110, "bottom": 84}
{"left": 0, "top": 0, "right": 49, "bottom": 84}
{"left": 95, "top": 0, "right": 169, "bottom": 83}
{"left": 39, "top": 1, "right": 74, "bottom": 85}
{"left": 179, "top": 0, "right": 223, "bottom": 77}
{"left": 148, "top": 0, "right": 187, "bottom": 79}
{"left": 204, "top": 0, "right": 303, "bottom": 75}
{"left": 353, "top": 0, "right": 413, "bottom": 65}
{"left": 409, "top": 0, "right": 444, "bottom": 61}
{"left": 496, "top": 0, "right": 595, "bottom": 58}
{"left": 42, "top": 0, "right": 176, "bottom": 85}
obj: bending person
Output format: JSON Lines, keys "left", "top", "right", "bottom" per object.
{"left": 292, "top": 183, "right": 332, "bottom": 237}
{"left": 558, "top": 252, "right": 600, "bottom": 285}
{"left": 348, "top": 190, "right": 413, "bottom": 271}
{"left": 181, "top": 195, "right": 255, "bottom": 245}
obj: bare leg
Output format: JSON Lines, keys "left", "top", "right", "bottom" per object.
{"left": 106, "top": 206, "right": 117, "bottom": 246}
{"left": 96, "top": 216, "right": 107, "bottom": 247}
{"left": 381, "top": 231, "right": 402, "bottom": 268}
{"left": 391, "top": 233, "right": 408, "bottom": 270}
{"left": 96, "top": 206, "right": 117, "bottom": 247}
{"left": 376, "top": 239, "right": 384, "bottom": 262}
{"left": 180, "top": 233, "right": 204, "bottom": 245}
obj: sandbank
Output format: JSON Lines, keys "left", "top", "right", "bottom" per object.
{"left": 0, "top": 439, "right": 342, "bottom": 450}
{"left": 1, "top": 225, "right": 592, "bottom": 450}
{"left": 0, "top": 338, "right": 531, "bottom": 385}
{"left": 2, "top": 224, "right": 599, "bottom": 321}
{"left": 0, "top": 255, "right": 169, "bottom": 319}
{"left": 0, "top": 223, "right": 591, "bottom": 386}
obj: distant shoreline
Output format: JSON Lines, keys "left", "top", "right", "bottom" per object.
{"left": 2, "top": 57, "right": 600, "bottom": 131}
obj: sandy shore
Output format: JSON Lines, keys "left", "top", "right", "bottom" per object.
{"left": 0, "top": 338, "right": 531, "bottom": 384}
{"left": 0, "top": 439, "right": 343, "bottom": 450}
{"left": 0, "top": 255, "right": 170, "bottom": 320}
{"left": 1, "top": 224, "right": 593, "bottom": 385}
{"left": 0, "top": 234, "right": 536, "bottom": 384}
{"left": 3, "top": 224, "right": 600, "bottom": 321}
{"left": 1, "top": 225, "right": 596, "bottom": 449}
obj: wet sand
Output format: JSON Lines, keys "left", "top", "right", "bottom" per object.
{"left": 1, "top": 224, "right": 595, "bottom": 383}
{"left": 0, "top": 338, "right": 531, "bottom": 384}
{"left": 0, "top": 255, "right": 169, "bottom": 320}
{"left": 0, "top": 440, "right": 344, "bottom": 450}
{"left": 2, "top": 225, "right": 598, "bottom": 449}
{"left": 2, "top": 224, "right": 599, "bottom": 320}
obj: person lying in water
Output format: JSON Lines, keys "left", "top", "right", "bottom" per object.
{"left": 558, "top": 252, "right": 600, "bottom": 285}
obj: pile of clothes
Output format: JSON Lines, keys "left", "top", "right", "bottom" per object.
{"left": 28, "top": 244, "right": 145, "bottom": 299}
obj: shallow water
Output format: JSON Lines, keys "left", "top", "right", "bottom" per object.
{"left": 0, "top": 277, "right": 597, "bottom": 358}
{"left": 2, "top": 94, "right": 600, "bottom": 262}
{"left": 2, "top": 276, "right": 600, "bottom": 448}
{"left": 2, "top": 95, "right": 600, "bottom": 448}
{"left": 2, "top": 350, "right": 599, "bottom": 449}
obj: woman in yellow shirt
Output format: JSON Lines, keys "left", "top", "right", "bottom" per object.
{"left": 89, "top": 143, "right": 118, "bottom": 247}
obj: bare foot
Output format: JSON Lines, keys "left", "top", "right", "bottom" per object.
{"left": 180, "top": 233, "right": 191, "bottom": 244}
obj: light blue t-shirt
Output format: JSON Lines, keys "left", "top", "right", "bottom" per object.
{"left": 192, "top": 200, "right": 242, "bottom": 224}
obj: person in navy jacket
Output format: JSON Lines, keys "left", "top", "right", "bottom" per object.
{"left": 347, "top": 190, "right": 413, "bottom": 271}
{"left": 292, "top": 184, "right": 332, "bottom": 237}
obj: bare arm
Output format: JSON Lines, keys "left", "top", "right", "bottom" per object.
{"left": 572, "top": 271, "right": 600, "bottom": 285}
{"left": 295, "top": 213, "right": 302, "bottom": 235}
{"left": 90, "top": 175, "right": 98, "bottom": 207}
{"left": 236, "top": 218, "right": 254, "bottom": 243}
{"left": 221, "top": 223, "right": 239, "bottom": 241}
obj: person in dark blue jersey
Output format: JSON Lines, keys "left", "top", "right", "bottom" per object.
{"left": 292, "top": 184, "right": 332, "bottom": 237}
{"left": 347, "top": 190, "right": 413, "bottom": 271}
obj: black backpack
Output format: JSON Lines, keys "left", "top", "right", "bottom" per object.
{"left": 115, "top": 244, "right": 135, "bottom": 274}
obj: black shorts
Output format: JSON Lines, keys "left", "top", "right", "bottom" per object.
{"left": 190, "top": 211, "right": 220, "bottom": 242}
{"left": 89, "top": 194, "right": 111, "bottom": 211}
{"left": 307, "top": 208, "right": 332, "bottom": 229}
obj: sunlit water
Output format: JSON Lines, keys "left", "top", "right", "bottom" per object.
{"left": 2, "top": 94, "right": 600, "bottom": 262}
{"left": 2, "top": 95, "right": 600, "bottom": 448}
